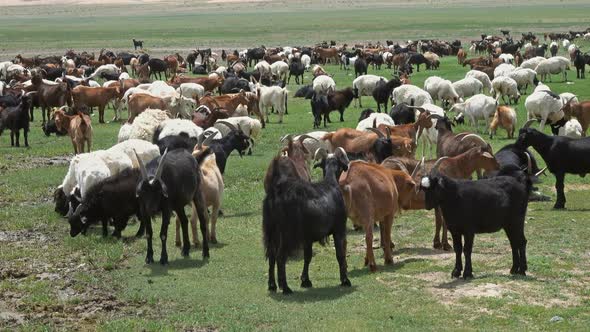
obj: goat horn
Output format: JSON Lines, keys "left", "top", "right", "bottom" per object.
{"left": 389, "top": 160, "right": 410, "bottom": 174}
{"left": 524, "top": 151, "right": 533, "bottom": 175}
{"left": 411, "top": 157, "right": 424, "bottom": 178}
{"left": 133, "top": 149, "right": 148, "bottom": 181}
{"left": 431, "top": 156, "right": 449, "bottom": 173}
{"left": 522, "top": 119, "right": 538, "bottom": 129}
{"left": 216, "top": 120, "right": 238, "bottom": 132}
{"left": 460, "top": 133, "right": 488, "bottom": 145}
{"left": 280, "top": 134, "right": 294, "bottom": 143}
{"left": 334, "top": 147, "right": 350, "bottom": 165}
{"left": 201, "top": 132, "right": 216, "bottom": 147}
{"left": 297, "top": 134, "right": 319, "bottom": 143}
{"left": 366, "top": 127, "right": 385, "bottom": 138}
{"left": 154, "top": 148, "right": 168, "bottom": 182}
{"left": 314, "top": 147, "right": 328, "bottom": 161}
{"left": 535, "top": 167, "right": 548, "bottom": 177}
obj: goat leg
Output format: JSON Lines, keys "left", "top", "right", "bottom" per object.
{"left": 101, "top": 219, "right": 109, "bottom": 237}
{"left": 451, "top": 231, "right": 463, "bottom": 278}
{"left": 333, "top": 232, "right": 351, "bottom": 287}
{"left": 462, "top": 232, "right": 474, "bottom": 279}
{"left": 144, "top": 217, "right": 154, "bottom": 264}
{"left": 277, "top": 253, "right": 292, "bottom": 294}
{"left": 193, "top": 191, "right": 210, "bottom": 259}
{"left": 268, "top": 253, "right": 277, "bottom": 292}
{"left": 364, "top": 222, "right": 377, "bottom": 272}
{"left": 554, "top": 172, "right": 566, "bottom": 209}
{"left": 159, "top": 209, "right": 172, "bottom": 265}
{"left": 300, "top": 242, "right": 313, "bottom": 288}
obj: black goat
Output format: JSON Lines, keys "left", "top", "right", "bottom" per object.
{"left": 358, "top": 108, "right": 375, "bottom": 122}
{"left": 288, "top": 59, "right": 305, "bottom": 84}
{"left": 372, "top": 77, "right": 401, "bottom": 113}
{"left": 573, "top": 49, "right": 589, "bottom": 79}
{"left": 148, "top": 58, "right": 168, "bottom": 80}
{"left": 136, "top": 149, "right": 209, "bottom": 264}
{"left": 420, "top": 165, "right": 531, "bottom": 278}
{"left": 0, "top": 92, "right": 32, "bottom": 147}
{"left": 407, "top": 53, "right": 431, "bottom": 72}
{"left": 389, "top": 102, "right": 416, "bottom": 124}
{"left": 68, "top": 167, "right": 145, "bottom": 238}
{"left": 367, "top": 53, "right": 383, "bottom": 70}
{"left": 310, "top": 88, "right": 354, "bottom": 128}
{"left": 294, "top": 85, "right": 314, "bottom": 99}
{"left": 206, "top": 123, "right": 251, "bottom": 174}
{"left": 354, "top": 56, "right": 367, "bottom": 77}
{"left": 263, "top": 147, "right": 351, "bottom": 294}
{"left": 516, "top": 120, "right": 590, "bottom": 209}
{"left": 220, "top": 77, "right": 253, "bottom": 94}
{"left": 133, "top": 39, "right": 143, "bottom": 50}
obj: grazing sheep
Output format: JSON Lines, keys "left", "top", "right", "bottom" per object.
{"left": 449, "top": 94, "right": 497, "bottom": 132}
{"left": 391, "top": 84, "right": 434, "bottom": 107}
{"left": 491, "top": 76, "right": 520, "bottom": 104}
{"left": 352, "top": 74, "right": 388, "bottom": 108}
{"left": 118, "top": 108, "right": 170, "bottom": 142}
{"left": 424, "top": 76, "right": 460, "bottom": 106}
{"left": 507, "top": 68, "right": 538, "bottom": 94}
{"left": 270, "top": 61, "right": 289, "bottom": 81}
{"left": 176, "top": 83, "right": 205, "bottom": 99}
{"left": 356, "top": 112, "right": 395, "bottom": 130}
{"left": 452, "top": 77, "right": 483, "bottom": 99}
{"left": 465, "top": 70, "right": 492, "bottom": 94}
{"left": 312, "top": 75, "right": 336, "bottom": 96}
{"left": 493, "top": 63, "right": 516, "bottom": 78}
{"left": 535, "top": 57, "right": 569, "bottom": 82}
{"left": 559, "top": 92, "right": 578, "bottom": 106}
{"left": 519, "top": 56, "right": 546, "bottom": 70}
{"left": 524, "top": 90, "right": 564, "bottom": 130}
{"left": 499, "top": 53, "right": 514, "bottom": 64}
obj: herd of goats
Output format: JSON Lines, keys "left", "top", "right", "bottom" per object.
{"left": 2, "top": 27, "right": 590, "bottom": 294}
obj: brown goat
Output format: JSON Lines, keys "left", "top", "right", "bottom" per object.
{"left": 30, "top": 74, "right": 72, "bottom": 124}
{"left": 165, "top": 55, "right": 179, "bottom": 77}
{"left": 338, "top": 160, "right": 416, "bottom": 272}
{"left": 382, "top": 146, "right": 500, "bottom": 250}
{"left": 457, "top": 49, "right": 467, "bottom": 64}
{"left": 71, "top": 86, "right": 120, "bottom": 124}
{"left": 263, "top": 135, "right": 314, "bottom": 193}
{"left": 563, "top": 100, "right": 590, "bottom": 136}
{"left": 170, "top": 75, "right": 224, "bottom": 93}
{"left": 198, "top": 91, "right": 264, "bottom": 127}
{"left": 489, "top": 105, "right": 517, "bottom": 139}
{"left": 54, "top": 107, "right": 92, "bottom": 154}
{"left": 127, "top": 93, "right": 168, "bottom": 123}
{"left": 191, "top": 106, "right": 230, "bottom": 129}
{"left": 378, "top": 110, "right": 434, "bottom": 142}
{"left": 462, "top": 56, "right": 489, "bottom": 68}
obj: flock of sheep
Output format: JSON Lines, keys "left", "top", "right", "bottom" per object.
{"left": 1, "top": 28, "right": 590, "bottom": 295}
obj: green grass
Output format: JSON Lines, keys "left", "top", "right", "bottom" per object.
{"left": 1, "top": 2, "right": 590, "bottom": 331}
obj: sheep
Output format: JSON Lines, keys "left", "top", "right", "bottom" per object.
{"left": 176, "top": 83, "right": 205, "bottom": 99}
{"left": 533, "top": 82, "right": 551, "bottom": 93}
{"left": 507, "top": 68, "right": 538, "bottom": 94}
{"left": 290, "top": 131, "right": 332, "bottom": 156}
{"left": 519, "top": 56, "right": 546, "bottom": 70}
{"left": 557, "top": 119, "right": 583, "bottom": 138}
{"left": 489, "top": 105, "right": 517, "bottom": 139}
{"left": 498, "top": 53, "right": 514, "bottom": 64}
{"left": 561, "top": 100, "right": 590, "bottom": 136}
{"left": 465, "top": 70, "right": 493, "bottom": 94}
{"left": 118, "top": 108, "right": 170, "bottom": 142}
{"left": 419, "top": 165, "right": 531, "bottom": 278}
{"left": 135, "top": 148, "right": 210, "bottom": 264}
{"left": 356, "top": 112, "right": 395, "bottom": 130}
{"left": 54, "top": 107, "right": 93, "bottom": 154}
{"left": 491, "top": 76, "right": 520, "bottom": 104}
{"left": 270, "top": 61, "right": 289, "bottom": 81}
{"left": 493, "top": 63, "right": 516, "bottom": 78}
{"left": 258, "top": 85, "right": 288, "bottom": 123}
{"left": 391, "top": 84, "right": 433, "bottom": 107}
{"left": 524, "top": 90, "right": 564, "bottom": 130}
{"left": 352, "top": 74, "right": 388, "bottom": 108}
{"left": 535, "top": 57, "right": 569, "bottom": 82}
{"left": 424, "top": 76, "right": 460, "bottom": 106}
{"left": 301, "top": 54, "right": 311, "bottom": 70}
{"left": 312, "top": 75, "right": 336, "bottom": 96}
{"left": 449, "top": 94, "right": 497, "bottom": 132}
{"left": 424, "top": 51, "right": 440, "bottom": 69}
{"left": 87, "top": 64, "right": 120, "bottom": 80}
{"left": 516, "top": 121, "right": 590, "bottom": 209}
{"left": 254, "top": 60, "right": 272, "bottom": 80}
{"left": 263, "top": 148, "right": 351, "bottom": 294}
{"left": 559, "top": 92, "right": 578, "bottom": 105}
{"left": 452, "top": 77, "right": 483, "bottom": 99}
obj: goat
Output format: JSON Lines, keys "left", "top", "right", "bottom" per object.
{"left": 263, "top": 147, "right": 351, "bottom": 294}
{"left": 516, "top": 119, "right": 590, "bottom": 209}
{"left": 135, "top": 148, "right": 210, "bottom": 264}
{"left": 419, "top": 165, "right": 531, "bottom": 278}
{"left": 30, "top": 74, "right": 71, "bottom": 124}
{"left": 562, "top": 100, "right": 590, "bottom": 136}
{"left": 71, "top": 86, "right": 120, "bottom": 124}
{"left": 0, "top": 92, "right": 32, "bottom": 147}
{"left": 54, "top": 107, "right": 93, "bottom": 154}
{"left": 372, "top": 77, "right": 402, "bottom": 113}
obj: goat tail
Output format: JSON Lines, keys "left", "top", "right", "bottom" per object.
{"left": 282, "top": 88, "right": 288, "bottom": 114}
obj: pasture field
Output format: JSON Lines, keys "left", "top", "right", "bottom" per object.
{"left": 1, "top": 2, "right": 590, "bottom": 331}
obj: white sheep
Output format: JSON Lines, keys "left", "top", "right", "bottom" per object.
{"left": 356, "top": 113, "right": 395, "bottom": 130}
{"left": 559, "top": 119, "right": 583, "bottom": 138}
{"left": 257, "top": 85, "right": 288, "bottom": 123}
{"left": 0, "top": 61, "right": 12, "bottom": 80}
{"left": 559, "top": 92, "right": 578, "bottom": 105}
{"left": 492, "top": 76, "right": 520, "bottom": 104}
{"left": 61, "top": 56, "right": 75, "bottom": 69}
{"left": 87, "top": 64, "right": 120, "bottom": 80}
{"left": 312, "top": 75, "right": 336, "bottom": 96}
{"left": 525, "top": 90, "right": 564, "bottom": 130}
{"left": 391, "top": 84, "right": 433, "bottom": 107}
{"left": 499, "top": 53, "right": 514, "bottom": 64}
{"left": 424, "top": 76, "right": 460, "bottom": 105}
{"left": 465, "top": 70, "right": 492, "bottom": 94}
{"left": 176, "top": 83, "right": 205, "bottom": 99}
{"left": 449, "top": 94, "right": 497, "bottom": 132}
{"left": 535, "top": 57, "right": 569, "bottom": 82}
{"left": 351, "top": 74, "right": 388, "bottom": 107}
{"left": 157, "top": 119, "right": 203, "bottom": 141}
{"left": 270, "top": 61, "right": 289, "bottom": 81}
{"left": 214, "top": 117, "right": 262, "bottom": 139}
{"left": 534, "top": 82, "right": 551, "bottom": 93}
{"left": 584, "top": 33, "right": 590, "bottom": 41}
{"left": 118, "top": 108, "right": 170, "bottom": 142}
{"left": 301, "top": 54, "right": 311, "bottom": 70}
{"left": 74, "top": 154, "right": 111, "bottom": 200}
{"left": 6, "top": 64, "right": 29, "bottom": 78}
{"left": 493, "top": 63, "right": 516, "bottom": 78}
{"left": 254, "top": 60, "right": 272, "bottom": 79}
{"left": 507, "top": 68, "right": 538, "bottom": 94}
{"left": 452, "top": 77, "right": 483, "bottom": 99}
{"left": 109, "top": 139, "right": 160, "bottom": 169}
{"left": 292, "top": 131, "right": 333, "bottom": 155}
{"left": 519, "top": 56, "right": 546, "bottom": 70}
{"left": 562, "top": 39, "right": 571, "bottom": 50}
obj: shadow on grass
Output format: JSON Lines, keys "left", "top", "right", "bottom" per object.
{"left": 269, "top": 285, "right": 357, "bottom": 302}
{"left": 222, "top": 210, "right": 258, "bottom": 219}
{"left": 146, "top": 256, "right": 209, "bottom": 276}
{"left": 394, "top": 247, "right": 448, "bottom": 256}
{"left": 347, "top": 257, "right": 426, "bottom": 278}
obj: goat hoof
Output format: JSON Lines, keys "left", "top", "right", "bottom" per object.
{"left": 384, "top": 257, "right": 394, "bottom": 265}
{"left": 282, "top": 287, "right": 293, "bottom": 295}
{"left": 462, "top": 271, "right": 474, "bottom": 280}
{"left": 145, "top": 256, "right": 154, "bottom": 264}
{"left": 210, "top": 238, "right": 218, "bottom": 244}
{"left": 451, "top": 268, "right": 461, "bottom": 278}
{"left": 268, "top": 283, "right": 277, "bottom": 292}
{"left": 175, "top": 241, "right": 181, "bottom": 247}
{"left": 202, "top": 250, "right": 210, "bottom": 259}
{"left": 181, "top": 248, "right": 190, "bottom": 257}
{"left": 341, "top": 279, "right": 351, "bottom": 287}
{"left": 443, "top": 243, "right": 453, "bottom": 251}
{"left": 369, "top": 264, "right": 377, "bottom": 273}
{"left": 433, "top": 242, "right": 442, "bottom": 250}
{"left": 301, "top": 279, "right": 312, "bottom": 288}
{"left": 553, "top": 204, "right": 566, "bottom": 210}
{"left": 160, "top": 257, "right": 169, "bottom": 265}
